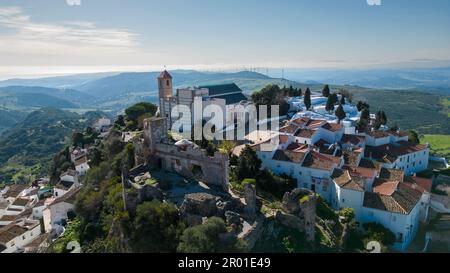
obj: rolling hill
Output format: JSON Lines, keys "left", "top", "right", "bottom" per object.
{"left": 0, "top": 108, "right": 107, "bottom": 183}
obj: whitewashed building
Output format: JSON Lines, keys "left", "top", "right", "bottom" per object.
{"left": 0, "top": 219, "right": 41, "bottom": 253}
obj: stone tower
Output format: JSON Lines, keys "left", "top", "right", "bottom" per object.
{"left": 157, "top": 70, "right": 176, "bottom": 129}
{"left": 158, "top": 70, "right": 173, "bottom": 99}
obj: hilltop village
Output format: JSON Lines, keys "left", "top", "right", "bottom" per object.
{"left": 1, "top": 70, "right": 449, "bottom": 253}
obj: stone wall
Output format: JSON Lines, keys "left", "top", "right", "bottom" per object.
{"left": 143, "top": 118, "right": 230, "bottom": 191}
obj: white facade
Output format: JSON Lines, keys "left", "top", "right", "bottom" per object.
{"left": 75, "top": 161, "right": 90, "bottom": 176}
{"left": 360, "top": 202, "right": 421, "bottom": 251}
{"left": 0, "top": 221, "right": 41, "bottom": 253}
{"left": 43, "top": 201, "right": 75, "bottom": 233}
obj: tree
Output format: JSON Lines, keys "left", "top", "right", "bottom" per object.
{"left": 251, "top": 84, "right": 290, "bottom": 116}
{"left": 363, "top": 223, "right": 396, "bottom": 247}
{"left": 304, "top": 88, "right": 312, "bottom": 110}
{"left": 125, "top": 102, "right": 157, "bottom": 130}
{"left": 237, "top": 145, "right": 262, "bottom": 180}
{"left": 357, "top": 101, "right": 370, "bottom": 112}
{"left": 360, "top": 108, "right": 370, "bottom": 121}
{"left": 178, "top": 217, "right": 245, "bottom": 253}
{"left": 374, "top": 110, "right": 387, "bottom": 130}
{"left": 340, "top": 94, "right": 346, "bottom": 105}
{"left": 115, "top": 115, "right": 126, "bottom": 127}
{"left": 325, "top": 95, "right": 336, "bottom": 113}
{"left": 322, "top": 85, "right": 331, "bottom": 97}
{"left": 72, "top": 131, "right": 84, "bottom": 147}
{"left": 131, "top": 201, "right": 185, "bottom": 253}
{"left": 335, "top": 104, "right": 346, "bottom": 122}
{"left": 408, "top": 130, "right": 420, "bottom": 144}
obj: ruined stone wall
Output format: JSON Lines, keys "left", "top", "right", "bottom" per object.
{"left": 142, "top": 118, "right": 230, "bottom": 191}
{"left": 276, "top": 188, "right": 317, "bottom": 242}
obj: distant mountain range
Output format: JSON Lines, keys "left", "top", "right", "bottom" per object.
{"left": 283, "top": 67, "right": 450, "bottom": 94}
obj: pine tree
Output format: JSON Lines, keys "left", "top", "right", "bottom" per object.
{"left": 304, "top": 88, "right": 312, "bottom": 110}
{"left": 326, "top": 95, "right": 335, "bottom": 113}
{"left": 360, "top": 108, "right": 370, "bottom": 121}
{"left": 335, "top": 104, "right": 346, "bottom": 122}
{"left": 322, "top": 84, "right": 331, "bottom": 97}
{"left": 340, "top": 94, "right": 346, "bottom": 105}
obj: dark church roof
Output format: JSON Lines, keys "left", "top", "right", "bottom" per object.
{"left": 199, "top": 83, "right": 243, "bottom": 96}
{"left": 213, "top": 93, "right": 248, "bottom": 105}
{"left": 199, "top": 83, "right": 248, "bottom": 104}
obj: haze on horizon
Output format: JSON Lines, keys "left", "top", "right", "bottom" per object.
{"left": 0, "top": 0, "right": 449, "bottom": 79}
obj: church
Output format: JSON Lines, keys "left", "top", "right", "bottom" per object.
{"left": 157, "top": 70, "right": 250, "bottom": 133}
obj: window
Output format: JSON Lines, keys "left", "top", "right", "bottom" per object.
{"left": 392, "top": 216, "right": 397, "bottom": 222}
{"left": 22, "top": 235, "right": 26, "bottom": 240}
{"left": 299, "top": 171, "right": 302, "bottom": 175}
{"left": 342, "top": 198, "right": 345, "bottom": 203}
{"left": 166, "top": 80, "right": 170, "bottom": 86}
{"left": 323, "top": 185, "right": 328, "bottom": 192}
{"left": 397, "top": 233, "right": 403, "bottom": 243}
{"left": 303, "top": 183, "right": 308, "bottom": 188}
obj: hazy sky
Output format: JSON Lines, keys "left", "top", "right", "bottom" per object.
{"left": 0, "top": 0, "right": 449, "bottom": 77}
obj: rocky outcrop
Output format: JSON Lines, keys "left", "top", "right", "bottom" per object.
{"left": 276, "top": 188, "right": 317, "bottom": 242}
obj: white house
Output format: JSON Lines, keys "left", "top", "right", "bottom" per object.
{"left": 75, "top": 157, "right": 90, "bottom": 176}
{"left": 366, "top": 141, "right": 429, "bottom": 175}
{"left": 0, "top": 219, "right": 41, "bottom": 253}
{"left": 361, "top": 182, "right": 422, "bottom": 251}
{"left": 43, "top": 188, "right": 79, "bottom": 233}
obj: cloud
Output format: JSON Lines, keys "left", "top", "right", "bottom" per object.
{"left": 0, "top": 6, "right": 140, "bottom": 64}
{"left": 66, "top": 0, "right": 81, "bottom": 6}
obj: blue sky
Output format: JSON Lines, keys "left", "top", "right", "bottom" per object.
{"left": 0, "top": 0, "right": 449, "bottom": 77}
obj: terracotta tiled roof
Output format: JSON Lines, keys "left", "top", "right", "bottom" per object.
{"left": 12, "top": 197, "right": 30, "bottom": 207}
{"left": 367, "top": 131, "right": 390, "bottom": 139}
{"left": 331, "top": 169, "right": 364, "bottom": 192}
{"left": 51, "top": 187, "right": 81, "bottom": 206}
{"left": 366, "top": 141, "right": 428, "bottom": 164}
{"left": 342, "top": 134, "right": 366, "bottom": 145}
{"left": 2, "top": 184, "right": 27, "bottom": 199}
{"left": 279, "top": 124, "right": 298, "bottom": 134}
{"left": 272, "top": 149, "right": 308, "bottom": 164}
{"left": 403, "top": 176, "right": 432, "bottom": 193}
{"left": 388, "top": 130, "right": 409, "bottom": 138}
{"left": 379, "top": 168, "right": 404, "bottom": 183}
{"left": 302, "top": 151, "right": 341, "bottom": 171}
{"left": 373, "top": 178, "right": 399, "bottom": 196}
{"left": 342, "top": 150, "right": 361, "bottom": 167}
{"left": 294, "top": 128, "right": 316, "bottom": 138}
{"left": 61, "top": 169, "right": 78, "bottom": 177}
{"left": 363, "top": 183, "right": 422, "bottom": 214}
{"left": 0, "top": 225, "right": 28, "bottom": 244}
{"left": 321, "top": 123, "right": 343, "bottom": 132}
{"left": 342, "top": 165, "right": 377, "bottom": 179}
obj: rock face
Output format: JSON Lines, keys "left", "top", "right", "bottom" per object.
{"left": 138, "top": 184, "right": 164, "bottom": 202}
{"left": 180, "top": 193, "right": 221, "bottom": 226}
{"left": 276, "top": 188, "right": 317, "bottom": 242}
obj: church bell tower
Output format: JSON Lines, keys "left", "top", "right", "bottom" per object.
{"left": 157, "top": 70, "right": 175, "bottom": 130}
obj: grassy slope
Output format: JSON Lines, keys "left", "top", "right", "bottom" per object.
{"left": 420, "top": 135, "right": 450, "bottom": 159}
{"left": 343, "top": 87, "right": 450, "bottom": 135}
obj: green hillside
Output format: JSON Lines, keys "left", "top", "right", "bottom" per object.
{"left": 0, "top": 108, "right": 106, "bottom": 183}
